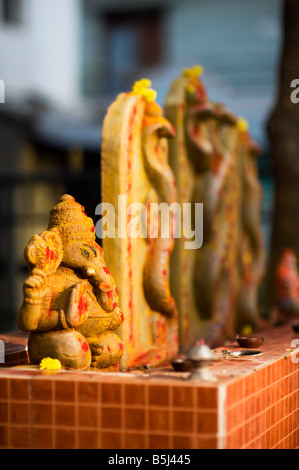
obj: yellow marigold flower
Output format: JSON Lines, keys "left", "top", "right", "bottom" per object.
{"left": 240, "top": 324, "right": 253, "bottom": 337}
{"left": 40, "top": 357, "right": 62, "bottom": 371}
{"left": 183, "top": 65, "right": 204, "bottom": 79}
{"left": 132, "top": 79, "right": 157, "bottom": 102}
{"left": 237, "top": 117, "right": 249, "bottom": 133}
{"left": 185, "top": 83, "right": 196, "bottom": 94}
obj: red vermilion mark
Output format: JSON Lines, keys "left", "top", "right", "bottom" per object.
{"left": 81, "top": 341, "right": 89, "bottom": 352}
{"left": 120, "top": 312, "right": 124, "bottom": 322}
{"left": 107, "top": 290, "right": 112, "bottom": 299}
{"left": 78, "top": 296, "right": 88, "bottom": 318}
{"left": 46, "top": 246, "right": 55, "bottom": 261}
{"left": 115, "top": 287, "right": 118, "bottom": 295}
{"left": 212, "top": 154, "right": 222, "bottom": 174}
{"left": 192, "top": 124, "right": 199, "bottom": 137}
{"left": 129, "top": 270, "right": 132, "bottom": 278}
{"left": 162, "top": 269, "right": 167, "bottom": 277}
{"left": 119, "top": 343, "right": 123, "bottom": 351}
{"left": 107, "top": 345, "right": 111, "bottom": 352}
{"left": 91, "top": 226, "right": 95, "bottom": 233}
{"left": 101, "top": 283, "right": 111, "bottom": 290}
{"left": 103, "top": 267, "right": 110, "bottom": 275}
{"left": 112, "top": 302, "right": 117, "bottom": 310}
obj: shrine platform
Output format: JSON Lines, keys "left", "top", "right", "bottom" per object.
{"left": 0, "top": 322, "right": 298, "bottom": 449}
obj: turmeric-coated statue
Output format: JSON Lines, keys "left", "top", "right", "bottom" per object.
{"left": 18, "top": 194, "right": 124, "bottom": 370}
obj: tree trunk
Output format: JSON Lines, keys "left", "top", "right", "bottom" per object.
{"left": 267, "top": 0, "right": 299, "bottom": 307}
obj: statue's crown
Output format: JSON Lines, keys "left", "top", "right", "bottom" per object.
{"left": 48, "top": 194, "right": 95, "bottom": 241}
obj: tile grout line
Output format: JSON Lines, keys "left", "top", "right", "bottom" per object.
{"left": 218, "top": 384, "right": 226, "bottom": 449}
{"left": 7, "top": 379, "right": 11, "bottom": 448}
{"left": 121, "top": 382, "right": 125, "bottom": 449}
{"left": 29, "top": 377, "right": 33, "bottom": 449}
{"left": 75, "top": 380, "right": 78, "bottom": 449}
{"left": 144, "top": 384, "right": 149, "bottom": 449}
{"left": 169, "top": 385, "right": 173, "bottom": 449}
{"left": 98, "top": 382, "right": 102, "bottom": 449}
{"left": 192, "top": 385, "right": 197, "bottom": 449}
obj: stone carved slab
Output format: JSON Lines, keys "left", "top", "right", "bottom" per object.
{"left": 165, "top": 67, "right": 265, "bottom": 349}
{"left": 101, "top": 80, "right": 179, "bottom": 369}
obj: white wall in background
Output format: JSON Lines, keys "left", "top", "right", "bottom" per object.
{"left": 0, "top": 0, "right": 82, "bottom": 108}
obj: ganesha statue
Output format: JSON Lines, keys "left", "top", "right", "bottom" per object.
{"left": 17, "top": 194, "right": 124, "bottom": 370}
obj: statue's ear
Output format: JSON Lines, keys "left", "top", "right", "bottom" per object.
{"left": 24, "top": 230, "right": 63, "bottom": 275}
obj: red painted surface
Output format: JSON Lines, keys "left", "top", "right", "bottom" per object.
{"left": 107, "top": 290, "right": 112, "bottom": 299}
{"left": 103, "top": 267, "right": 110, "bottom": 275}
{"left": 78, "top": 296, "right": 88, "bottom": 318}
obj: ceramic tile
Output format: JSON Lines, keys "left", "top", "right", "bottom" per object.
{"left": 0, "top": 402, "right": 8, "bottom": 423}
{"left": 0, "top": 425, "right": 8, "bottom": 447}
{"left": 148, "top": 434, "right": 170, "bottom": 449}
{"left": 197, "top": 386, "right": 218, "bottom": 409}
{"left": 10, "top": 403, "right": 30, "bottom": 425}
{"left": 149, "top": 408, "right": 169, "bottom": 432}
{"left": 194, "top": 436, "right": 218, "bottom": 449}
{"left": 32, "top": 427, "right": 53, "bottom": 449}
{"left": 172, "top": 410, "right": 194, "bottom": 434}
{"left": 55, "top": 404, "right": 76, "bottom": 427}
{"left": 32, "top": 402, "right": 53, "bottom": 426}
{"left": 10, "top": 425, "right": 31, "bottom": 448}
{"left": 124, "top": 408, "right": 145, "bottom": 431}
{"left": 172, "top": 434, "right": 194, "bottom": 449}
{"left": 124, "top": 384, "right": 145, "bottom": 406}
{"left": 77, "top": 430, "right": 99, "bottom": 449}
{"left": 9, "top": 378, "right": 30, "bottom": 401}
{"left": 0, "top": 378, "right": 8, "bottom": 400}
{"left": 101, "top": 406, "right": 122, "bottom": 430}
{"left": 148, "top": 385, "right": 169, "bottom": 407}
{"left": 124, "top": 432, "right": 146, "bottom": 449}
{"left": 54, "top": 380, "right": 75, "bottom": 402}
{"left": 78, "top": 405, "right": 98, "bottom": 428}
{"left": 32, "top": 379, "right": 53, "bottom": 401}
{"left": 196, "top": 411, "right": 218, "bottom": 434}
{"left": 77, "top": 381, "right": 99, "bottom": 403}
{"left": 54, "top": 428, "right": 76, "bottom": 449}
{"left": 102, "top": 382, "right": 122, "bottom": 404}
{"left": 101, "top": 431, "right": 122, "bottom": 449}
{"left": 172, "top": 385, "right": 194, "bottom": 408}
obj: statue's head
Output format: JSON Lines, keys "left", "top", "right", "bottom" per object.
{"left": 24, "top": 195, "right": 117, "bottom": 308}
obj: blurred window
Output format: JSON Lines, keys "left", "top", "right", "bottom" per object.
{"left": 1, "top": 0, "right": 22, "bottom": 25}
{"left": 103, "top": 9, "right": 164, "bottom": 93}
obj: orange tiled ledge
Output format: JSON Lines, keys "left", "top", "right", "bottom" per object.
{"left": 0, "top": 322, "right": 298, "bottom": 449}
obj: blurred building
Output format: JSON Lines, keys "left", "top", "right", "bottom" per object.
{"left": 0, "top": 0, "right": 282, "bottom": 331}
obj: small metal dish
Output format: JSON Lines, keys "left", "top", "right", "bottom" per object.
{"left": 236, "top": 335, "right": 264, "bottom": 348}
{"left": 230, "top": 350, "right": 262, "bottom": 357}
{"left": 171, "top": 357, "right": 192, "bottom": 372}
